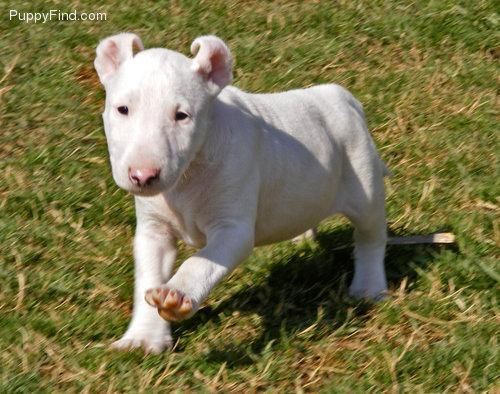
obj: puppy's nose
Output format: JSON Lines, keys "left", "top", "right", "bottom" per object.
{"left": 129, "top": 168, "right": 160, "bottom": 187}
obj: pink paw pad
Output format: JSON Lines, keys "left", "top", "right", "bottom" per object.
{"left": 145, "top": 287, "right": 194, "bottom": 321}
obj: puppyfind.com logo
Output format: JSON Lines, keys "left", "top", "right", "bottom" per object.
{"left": 9, "top": 9, "right": 107, "bottom": 23}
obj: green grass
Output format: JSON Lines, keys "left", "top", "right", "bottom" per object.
{"left": 0, "top": 0, "right": 498, "bottom": 392}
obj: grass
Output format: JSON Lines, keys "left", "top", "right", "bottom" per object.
{"left": 0, "top": 0, "right": 498, "bottom": 392}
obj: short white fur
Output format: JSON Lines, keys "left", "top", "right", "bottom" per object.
{"left": 94, "top": 33, "right": 388, "bottom": 354}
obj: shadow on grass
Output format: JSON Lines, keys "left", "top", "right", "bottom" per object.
{"left": 175, "top": 226, "right": 455, "bottom": 366}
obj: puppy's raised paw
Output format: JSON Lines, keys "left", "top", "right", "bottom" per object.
{"left": 145, "top": 287, "right": 195, "bottom": 321}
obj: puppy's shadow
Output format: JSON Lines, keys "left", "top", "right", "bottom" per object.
{"left": 175, "top": 225, "right": 449, "bottom": 365}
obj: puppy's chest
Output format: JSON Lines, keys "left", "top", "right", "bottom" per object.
{"left": 145, "top": 193, "right": 206, "bottom": 248}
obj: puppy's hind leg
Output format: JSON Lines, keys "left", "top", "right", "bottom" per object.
{"left": 341, "top": 173, "right": 388, "bottom": 300}
{"left": 348, "top": 214, "right": 388, "bottom": 300}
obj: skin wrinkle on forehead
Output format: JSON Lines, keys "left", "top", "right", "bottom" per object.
{"left": 128, "top": 59, "right": 189, "bottom": 114}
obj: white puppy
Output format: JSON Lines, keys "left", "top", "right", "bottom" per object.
{"left": 94, "top": 33, "right": 388, "bottom": 353}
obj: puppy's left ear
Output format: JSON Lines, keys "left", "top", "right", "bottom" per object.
{"left": 190, "top": 36, "right": 232, "bottom": 95}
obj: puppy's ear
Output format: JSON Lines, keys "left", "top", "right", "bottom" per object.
{"left": 94, "top": 33, "right": 143, "bottom": 85}
{"left": 190, "top": 36, "right": 232, "bottom": 95}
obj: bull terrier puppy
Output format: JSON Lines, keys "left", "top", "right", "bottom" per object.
{"left": 94, "top": 33, "right": 388, "bottom": 353}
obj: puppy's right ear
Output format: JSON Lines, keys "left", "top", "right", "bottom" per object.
{"left": 94, "top": 33, "right": 143, "bottom": 85}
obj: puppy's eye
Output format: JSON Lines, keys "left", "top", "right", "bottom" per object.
{"left": 117, "top": 106, "right": 129, "bottom": 115}
{"left": 175, "top": 111, "right": 189, "bottom": 121}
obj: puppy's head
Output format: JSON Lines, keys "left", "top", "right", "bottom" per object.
{"left": 94, "top": 33, "right": 232, "bottom": 196}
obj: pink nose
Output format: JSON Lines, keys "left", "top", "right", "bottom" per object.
{"left": 128, "top": 168, "right": 160, "bottom": 187}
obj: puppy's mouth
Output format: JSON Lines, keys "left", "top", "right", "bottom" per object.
{"left": 127, "top": 184, "right": 164, "bottom": 197}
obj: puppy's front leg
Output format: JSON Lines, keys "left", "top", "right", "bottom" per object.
{"left": 145, "top": 221, "right": 254, "bottom": 321}
{"left": 111, "top": 221, "right": 177, "bottom": 354}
